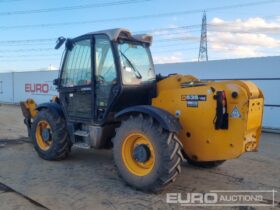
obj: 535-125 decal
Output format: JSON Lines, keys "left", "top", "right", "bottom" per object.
{"left": 181, "top": 95, "right": 207, "bottom": 108}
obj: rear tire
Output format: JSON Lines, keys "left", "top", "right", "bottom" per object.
{"left": 31, "top": 109, "right": 71, "bottom": 161}
{"left": 113, "top": 114, "right": 184, "bottom": 192}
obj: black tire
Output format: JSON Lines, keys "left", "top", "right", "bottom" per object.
{"left": 187, "top": 158, "right": 225, "bottom": 168}
{"left": 31, "top": 109, "right": 71, "bottom": 160}
{"left": 112, "top": 114, "right": 184, "bottom": 192}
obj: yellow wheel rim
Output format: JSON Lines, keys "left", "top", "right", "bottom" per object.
{"left": 35, "top": 120, "right": 53, "bottom": 151}
{"left": 122, "top": 132, "right": 155, "bottom": 176}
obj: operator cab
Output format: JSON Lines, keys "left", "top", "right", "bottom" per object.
{"left": 55, "top": 28, "right": 156, "bottom": 125}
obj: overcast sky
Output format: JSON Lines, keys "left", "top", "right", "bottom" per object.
{"left": 0, "top": 0, "right": 279, "bottom": 72}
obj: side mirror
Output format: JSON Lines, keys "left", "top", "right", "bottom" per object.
{"left": 55, "top": 37, "right": 66, "bottom": 50}
{"left": 53, "top": 78, "right": 60, "bottom": 86}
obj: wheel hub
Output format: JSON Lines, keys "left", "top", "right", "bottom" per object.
{"left": 133, "top": 144, "right": 151, "bottom": 163}
{"left": 36, "top": 120, "right": 53, "bottom": 151}
{"left": 122, "top": 133, "right": 155, "bottom": 176}
{"left": 42, "top": 128, "right": 51, "bottom": 142}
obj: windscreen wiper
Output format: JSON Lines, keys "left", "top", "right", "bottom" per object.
{"left": 119, "top": 51, "right": 142, "bottom": 79}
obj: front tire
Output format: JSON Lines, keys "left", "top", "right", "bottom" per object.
{"left": 113, "top": 114, "right": 184, "bottom": 192}
{"left": 31, "top": 109, "right": 71, "bottom": 160}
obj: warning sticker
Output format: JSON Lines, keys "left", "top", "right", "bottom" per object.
{"left": 230, "top": 106, "right": 241, "bottom": 118}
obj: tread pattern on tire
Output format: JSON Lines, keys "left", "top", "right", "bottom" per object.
{"left": 112, "top": 114, "right": 184, "bottom": 192}
{"left": 31, "top": 109, "right": 71, "bottom": 161}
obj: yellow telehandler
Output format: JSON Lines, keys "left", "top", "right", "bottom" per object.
{"left": 20, "top": 28, "right": 264, "bottom": 192}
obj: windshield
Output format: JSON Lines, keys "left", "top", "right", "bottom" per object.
{"left": 118, "top": 40, "right": 155, "bottom": 85}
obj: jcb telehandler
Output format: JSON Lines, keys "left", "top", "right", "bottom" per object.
{"left": 21, "top": 28, "right": 264, "bottom": 192}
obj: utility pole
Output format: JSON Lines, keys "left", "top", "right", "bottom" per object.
{"left": 198, "top": 11, "right": 208, "bottom": 62}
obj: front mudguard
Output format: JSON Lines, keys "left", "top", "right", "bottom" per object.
{"left": 36, "top": 102, "right": 64, "bottom": 117}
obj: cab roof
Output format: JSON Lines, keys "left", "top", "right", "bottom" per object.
{"left": 85, "top": 28, "right": 153, "bottom": 44}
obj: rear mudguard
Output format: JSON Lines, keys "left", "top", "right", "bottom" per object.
{"left": 115, "top": 105, "right": 181, "bottom": 133}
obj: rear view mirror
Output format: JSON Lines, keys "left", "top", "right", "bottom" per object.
{"left": 55, "top": 37, "right": 66, "bottom": 50}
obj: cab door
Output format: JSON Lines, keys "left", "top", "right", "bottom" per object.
{"left": 59, "top": 38, "right": 93, "bottom": 121}
{"left": 94, "top": 35, "right": 118, "bottom": 122}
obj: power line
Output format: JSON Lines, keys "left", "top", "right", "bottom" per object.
{"left": 1, "top": 1, "right": 279, "bottom": 29}
{"left": 0, "top": 37, "right": 200, "bottom": 51}
{"left": 152, "top": 42, "right": 198, "bottom": 49}
{"left": 152, "top": 47, "right": 198, "bottom": 54}
{"left": 205, "top": 0, "right": 280, "bottom": 12}
{"left": 1, "top": 51, "right": 279, "bottom": 63}
{"left": 0, "top": 38, "right": 56, "bottom": 44}
{"left": 0, "top": 26, "right": 202, "bottom": 46}
{"left": 155, "top": 37, "right": 200, "bottom": 43}
{"left": 3, "top": 44, "right": 277, "bottom": 58}
{"left": 136, "top": 24, "right": 202, "bottom": 34}
{"left": 0, "top": 30, "right": 277, "bottom": 53}
{"left": 0, "top": 58, "right": 59, "bottom": 62}
{"left": 0, "top": 0, "right": 151, "bottom": 16}
{"left": 1, "top": 37, "right": 278, "bottom": 57}
{"left": 0, "top": 42, "right": 199, "bottom": 57}
{"left": 1, "top": 22, "right": 279, "bottom": 45}
{"left": 0, "top": 42, "right": 56, "bottom": 46}
{"left": 0, "top": 29, "right": 278, "bottom": 53}
{"left": 0, "top": 28, "right": 278, "bottom": 48}
{"left": 0, "top": 51, "right": 61, "bottom": 56}
{"left": 0, "top": 0, "right": 23, "bottom": 3}
{"left": 0, "top": 26, "right": 202, "bottom": 43}
{"left": 0, "top": 48, "right": 53, "bottom": 52}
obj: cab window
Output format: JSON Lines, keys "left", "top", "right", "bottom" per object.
{"left": 61, "top": 39, "right": 91, "bottom": 87}
{"left": 95, "top": 36, "right": 117, "bottom": 83}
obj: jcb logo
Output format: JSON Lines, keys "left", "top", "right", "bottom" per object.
{"left": 25, "top": 83, "right": 49, "bottom": 93}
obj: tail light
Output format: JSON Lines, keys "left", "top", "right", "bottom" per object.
{"left": 222, "top": 91, "right": 227, "bottom": 114}
{"left": 214, "top": 91, "right": 229, "bottom": 129}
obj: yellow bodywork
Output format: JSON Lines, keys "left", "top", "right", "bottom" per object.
{"left": 20, "top": 98, "right": 38, "bottom": 119}
{"left": 152, "top": 75, "right": 264, "bottom": 162}
{"left": 20, "top": 97, "right": 59, "bottom": 120}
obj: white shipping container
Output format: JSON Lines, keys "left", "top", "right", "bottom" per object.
{"left": 13, "top": 71, "right": 59, "bottom": 104}
{"left": 263, "top": 107, "right": 280, "bottom": 130}
{"left": 155, "top": 56, "right": 280, "bottom": 78}
{"left": 0, "top": 72, "right": 14, "bottom": 103}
